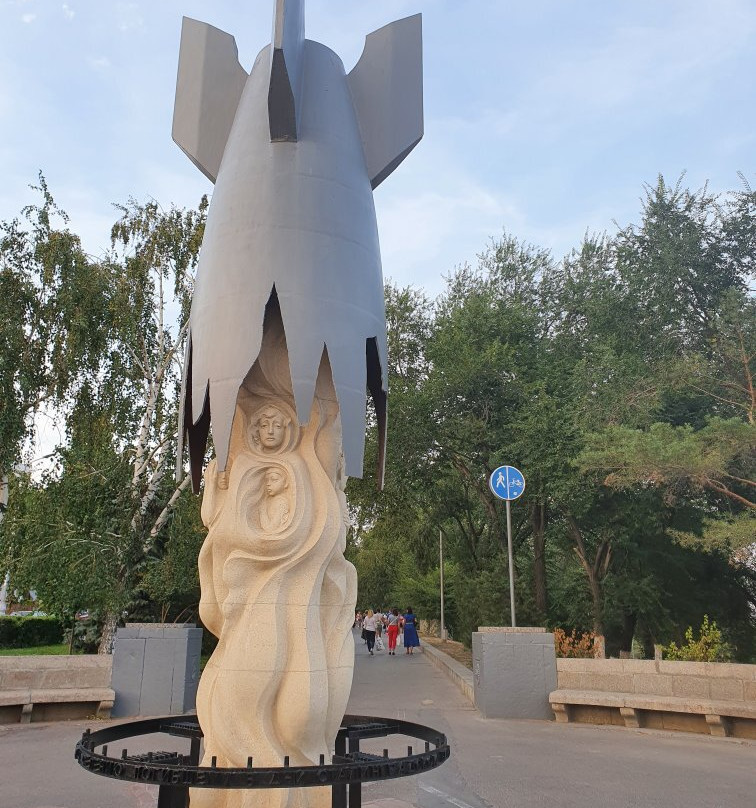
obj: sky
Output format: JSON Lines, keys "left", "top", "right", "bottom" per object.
{"left": 1, "top": 0, "right": 754, "bottom": 299}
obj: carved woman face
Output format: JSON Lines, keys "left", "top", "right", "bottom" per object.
{"left": 264, "top": 468, "right": 288, "bottom": 498}
{"left": 255, "top": 406, "right": 288, "bottom": 450}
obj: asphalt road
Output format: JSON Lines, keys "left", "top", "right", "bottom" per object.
{"left": 349, "top": 635, "right": 756, "bottom": 808}
{"left": 1, "top": 633, "right": 754, "bottom": 808}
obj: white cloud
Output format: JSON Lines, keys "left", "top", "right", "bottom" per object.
{"left": 715, "top": 132, "right": 755, "bottom": 157}
{"left": 62, "top": 4, "right": 74, "bottom": 20}
{"left": 116, "top": 2, "right": 143, "bottom": 32}
{"left": 376, "top": 175, "right": 521, "bottom": 295}
{"left": 20, "top": 12, "right": 35, "bottom": 23}
{"left": 87, "top": 56, "right": 111, "bottom": 71}
{"left": 527, "top": 0, "right": 756, "bottom": 127}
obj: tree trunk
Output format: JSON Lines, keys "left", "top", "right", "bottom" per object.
{"left": 0, "top": 571, "right": 9, "bottom": 616}
{"left": 587, "top": 575, "right": 604, "bottom": 638}
{"left": 98, "top": 610, "right": 119, "bottom": 654}
{"left": 565, "top": 514, "right": 608, "bottom": 638}
{"left": 619, "top": 611, "right": 637, "bottom": 655}
{"left": 0, "top": 473, "right": 8, "bottom": 615}
{"left": 531, "top": 499, "right": 547, "bottom": 617}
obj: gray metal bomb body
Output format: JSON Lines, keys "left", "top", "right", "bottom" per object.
{"left": 173, "top": 3, "right": 423, "bottom": 490}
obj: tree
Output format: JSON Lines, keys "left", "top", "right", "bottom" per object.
{"left": 579, "top": 418, "right": 755, "bottom": 510}
{"left": 0, "top": 191, "right": 208, "bottom": 649}
{"left": 87, "top": 196, "right": 207, "bottom": 649}
{"left": 0, "top": 176, "right": 113, "bottom": 612}
{"left": 349, "top": 177, "right": 755, "bottom": 659}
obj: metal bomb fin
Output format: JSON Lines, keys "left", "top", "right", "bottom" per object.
{"left": 172, "top": 17, "right": 248, "bottom": 183}
{"left": 348, "top": 15, "right": 423, "bottom": 189}
{"left": 268, "top": 0, "right": 304, "bottom": 141}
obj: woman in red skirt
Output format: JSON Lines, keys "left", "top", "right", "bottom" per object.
{"left": 386, "top": 608, "right": 401, "bottom": 655}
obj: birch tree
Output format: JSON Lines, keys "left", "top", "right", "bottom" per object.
{"left": 0, "top": 193, "right": 207, "bottom": 649}
{"left": 0, "top": 177, "right": 111, "bottom": 613}
{"left": 94, "top": 197, "right": 206, "bottom": 651}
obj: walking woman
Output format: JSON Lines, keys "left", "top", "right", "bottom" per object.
{"left": 386, "top": 608, "right": 401, "bottom": 655}
{"left": 402, "top": 607, "right": 420, "bottom": 654}
{"left": 363, "top": 609, "right": 377, "bottom": 655}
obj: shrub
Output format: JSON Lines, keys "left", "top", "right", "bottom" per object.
{"left": 0, "top": 617, "right": 18, "bottom": 647}
{"left": 554, "top": 627, "right": 596, "bottom": 658}
{"left": 0, "top": 616, "right": 64, "bottom": 648}
{"left": 664, "top": 615, "right": 733, "bottom": 662}
{"left": 64, "top": 613, "right": 103, "bottom": 654}
{"left": 17, "top": 616, "right": 64, "bottom": 647}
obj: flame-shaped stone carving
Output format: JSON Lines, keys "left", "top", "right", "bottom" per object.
{"left": 191, "top": 305, "right": 356, "bottom": 808}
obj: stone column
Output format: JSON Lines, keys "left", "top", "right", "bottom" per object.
{"left": 472, "top": 627, "right": 557, "bottom": 720}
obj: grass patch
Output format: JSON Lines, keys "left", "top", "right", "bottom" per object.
{"left": 0, "top": 643, "right": 72, "bottom": 656}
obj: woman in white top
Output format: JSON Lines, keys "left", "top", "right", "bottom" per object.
{"left": 362, "top": 609, "right": 377, "bottom": 655}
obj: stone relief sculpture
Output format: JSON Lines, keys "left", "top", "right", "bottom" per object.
{"left": 193, "top": 308, "right": 354, "bottom": 808}
{"left": 258, "top": 466, "right": 291, "bottom": 532}
{"left": 171, "top": 1, "right": 422, "bottom": 806}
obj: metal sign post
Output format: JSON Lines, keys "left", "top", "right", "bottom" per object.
{"left": 489, "top": 465, "right": 526, "bottom": 628}
{"left": 439, "top": 529, "right": 447, "bottom": 640}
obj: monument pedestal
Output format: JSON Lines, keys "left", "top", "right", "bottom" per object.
{"left": 472, "top": 627, "right": 557, "bottom": 719}
{"left": 111, "top": 623, "right": 202, "bottom": 717}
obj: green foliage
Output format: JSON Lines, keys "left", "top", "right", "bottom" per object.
{"left": 0, "top": 175, "right": 113, "bottom": 473}
{"left": 669, "top": 513, "right": 756, "bottom": 556}
{"left": 2, "top": 174, "right": 754, "bottom": 663}
{"left": 65, "top": 614, "right": 104, "bottom": 654}
{"left": 352, "top": 175, "right": 756, "bottom": 661}
{"left": 0, "top": 616, "right": 64, "bottom": 648}
{"left": 0, "top": 643, "right": 69, "bottom": 656}
{"left": 3, "top": 434, "right": 135, "bottom": 619}
{"left": 664, "top": 615, "right": 733, "bottom": 662}
{"left": 140, "top": 488, "right": 205, "bottom": 622}
{"left": 0, "top": 187, "right": 208, "bottom": 646}
{"left": 449, "top": 555, "right": 510, "bottom": 644}
{"left": 389, "top": 558, "right": 449, "bottom": 621}
{"left": 578, "top": 418, "right": 755, "bottom": 509}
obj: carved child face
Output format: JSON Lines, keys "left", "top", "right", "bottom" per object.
{"left": 264, "top": 468, "right": 287, "bottom": 497}
{"left": 256, "top": 406, "right": 287, "bottom": 449}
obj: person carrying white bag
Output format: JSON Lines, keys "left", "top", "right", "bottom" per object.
{"left": 374, "top": 612, "right": 385, "bottom": 651}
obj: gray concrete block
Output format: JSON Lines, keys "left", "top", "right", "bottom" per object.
{"left": 473, "top": 628, "right": 557, "bottom": 720}
{"left": 174, "top": 628, "right": 202, "bottom": 713}
{"left": 114, "top": 627, "right": 141, "bottom": 639}
{"left": 139, "top": 637, "right": 176, "bottom": 715}
{"left": 111, "top": 624, "right": 202, "bottom": 717}
{"left": 111, "top": 638, "right": 145, "bottom": 717}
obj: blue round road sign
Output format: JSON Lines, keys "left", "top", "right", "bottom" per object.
{"left": 489, "top": 465, "right": 526, "bottom": 501}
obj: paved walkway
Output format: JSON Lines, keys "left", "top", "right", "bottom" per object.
{"left": 350, "top": 636, "right": 756, "bottom": 808}
{"left": 1, "top": 633, "right": 754, "bottom": 808}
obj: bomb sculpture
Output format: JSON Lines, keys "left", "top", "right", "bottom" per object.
{"left": 172, "top": 2, "right": 422, "bottom": 806}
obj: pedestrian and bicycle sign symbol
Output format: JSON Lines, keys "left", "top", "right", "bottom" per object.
{"left": 489, "top": 465, "right": 526, "bottom": 501}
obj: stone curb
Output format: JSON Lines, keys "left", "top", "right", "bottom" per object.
{"left": 421, "top": 642, "right": 475, "bottom": 705}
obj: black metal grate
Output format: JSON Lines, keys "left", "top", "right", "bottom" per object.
{"left": 75, "top": 713, "right": 450, "bottom": 808}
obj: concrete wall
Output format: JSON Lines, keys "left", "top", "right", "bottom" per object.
{"left": 423, "top": 642, "right": 474, "bottom": 704}
{"left": 556, "top": 658, "right": 756, "bottom": 703}
{"left": 0, "top": 655, "right": 114, "bottom": 723}
{"left": 111, "top": 623, "right": 202, "bottom": 717}
{"left": 473, "top": 628, "right": 557, "bottom": 719}
{"left": 0, "top": 655, "right": 113, "bottom": 690}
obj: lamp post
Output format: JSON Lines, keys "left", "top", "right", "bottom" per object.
{"left": 439, "top": 529, "right": 447, "bottom": 640}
